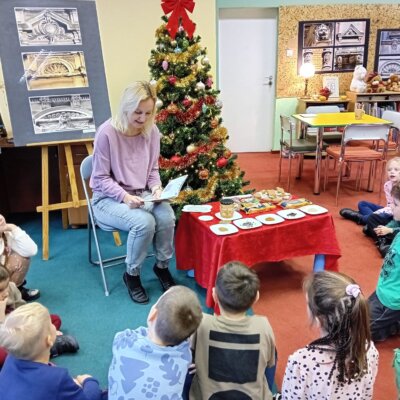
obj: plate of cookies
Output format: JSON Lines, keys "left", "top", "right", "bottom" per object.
{"left": 209, "top": 223, "right": 239, "bottom": 235}
{"left": 255, "top": 213, "right": 285, "bottom": 225}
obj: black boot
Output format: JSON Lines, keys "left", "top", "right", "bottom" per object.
{"left": 50, "top": 335, "right": 79, "bottom": 358}
{"left": 123, "top": 272, "right": 149, "bottom": 304}
{"left": 18, "top": 280, "right": 40, "bottom": 302}
{"left": 339, "top": 208, "right": 363, "bottom": 225}
{"left": 153, "top": 265, "right": 176, "bottom": 292}
{"left": 376, "top": 237, "right": 391, "bottom": 258}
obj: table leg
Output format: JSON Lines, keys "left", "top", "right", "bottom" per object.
{"left": 313, "top": 254, "right": 325, "bottom": 272}
{"left": 314, "top": 127, "right": 324, "bottom": 195}
{"left": 367, "top": 160, "right": 376, "bottom": 192}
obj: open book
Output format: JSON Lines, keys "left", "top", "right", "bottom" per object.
{"left": 144, "top": 175, "right": 188, "bottom": 202}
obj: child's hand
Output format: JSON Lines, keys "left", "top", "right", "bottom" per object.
{"left": 374, "top": 225, "right": 393, "bottom": 236}
{"left": 188, "top": 363, "right": 196, "bottom": 375}
{"left": 74, "top": 374, "right": 92, "bottom": 386}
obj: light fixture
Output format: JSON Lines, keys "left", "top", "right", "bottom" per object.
{"left": 299, "top": 63, "right": 315, "bottom": 98}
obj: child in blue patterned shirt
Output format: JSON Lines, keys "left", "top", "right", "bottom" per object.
{"left": 108, "top": 286, "right": 202, "bottom": 400}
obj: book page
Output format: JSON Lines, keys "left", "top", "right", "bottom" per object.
{"left": 145, "top": 175, "right": 188, "bottom": 202}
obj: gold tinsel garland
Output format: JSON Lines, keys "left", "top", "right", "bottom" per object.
{"left": 157, "top": 72, "right": 197, "bottom": 92}
{"left": 172, "top": 175, "right": 219, "bottom": 205}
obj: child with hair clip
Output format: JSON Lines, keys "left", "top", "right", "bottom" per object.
{"left": 0, "top": 303, "right": 106, "bottom": 400}
{"left": 282, "top": 271, "right": 378, "bottom": 399}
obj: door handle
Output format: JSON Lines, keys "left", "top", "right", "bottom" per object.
{"left": 263, "top": 76, "right": 273, "bottom": 86}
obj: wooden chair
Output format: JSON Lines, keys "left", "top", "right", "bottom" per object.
{"left": 279, "top": 115, "right": 327, "bottom": 191}
{"left": 324, "top": 124, "right": 390, "bottom": 205}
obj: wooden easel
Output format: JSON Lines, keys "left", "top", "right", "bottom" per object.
{"left": 31, "top": 139, "right": 93, "bottom": 260}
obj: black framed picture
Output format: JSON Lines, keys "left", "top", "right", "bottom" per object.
{"left": 0, "top": 0, "right": 110, "bottom": 146}
{"left": 298, "top": 19, "right": 370, "bottom": 74}
{"left": 374, "top": 29, "right": 400, "bottom": 79}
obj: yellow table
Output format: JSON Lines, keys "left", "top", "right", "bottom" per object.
{"left": 292, "top": 112, "right": 391, "bottom": 194}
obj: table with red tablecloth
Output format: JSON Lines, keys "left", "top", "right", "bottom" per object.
{"left": 175, "top": 202, "right": 341, "bottom": 308}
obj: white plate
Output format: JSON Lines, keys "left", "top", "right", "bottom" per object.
{"left": 210, "top": 223, "right": 239, "bottom": 236}
{"left": 255, "top": 213, "right": 285, "bottom": 225}
{"left": 233, "top": 218, "right": 262, "bottom": 230}
{"left": 300, "top": 205, "right": 328, "bottom": 215}
{"left": 215, "top": 211, "right": 243, "bottom": 221}
{"left": 277, "top": 209, "right": 306, "bottom": 220}
{"left": 198, "top": 215, "right": 214, "bottom": 221}
{"left": 182, "top": 205, "right": 213, "bottom": 212}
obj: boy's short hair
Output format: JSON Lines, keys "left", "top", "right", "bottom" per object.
{"left": 391, "top": 182, "right": 400, "bottom": 202}
{"left": 215, "top": 261, "right": 260, "bottom": 313}
{"left": 0, "top": 266, "right": 10, "bottom": 283}
{"left": 155, "top": 286, "right": 202, "bottom": 346}
{"left": 0, "top": 303, "right": 51, "bottom": 360}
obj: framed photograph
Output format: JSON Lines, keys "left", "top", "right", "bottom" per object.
{"left": 322, "top": 76, "right": 339, "bottom": 97}
{"left": 298, "top": 19, "right": 370, "bottom": 74}
{"left": 0, "top": 0, "right": 110, "bottom": 146}
{"left": 374, "top": 30, "right": 400, "bottom": 79}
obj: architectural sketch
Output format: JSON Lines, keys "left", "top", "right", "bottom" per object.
{"left": 377, "top": 56, "right": 400, "bottom": 79}
{"left": 15, "top": 7, "right": 81, "bottom": 46}
{"left": 29, "top": 94, "right": 95, "bottom": 134}
{"left": 22, "top": 51, "right": 88, "bottom": 90}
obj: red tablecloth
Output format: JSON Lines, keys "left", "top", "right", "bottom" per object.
{"left": 175, "top": 202, "right": 341, "bottom": 308}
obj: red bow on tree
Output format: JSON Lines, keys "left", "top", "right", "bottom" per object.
{"left": 161, "top": 0, "right": 196, "bottom": 39}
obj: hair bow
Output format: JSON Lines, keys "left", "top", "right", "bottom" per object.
{"left": 345, "top": 284, "right": 361, "bottom": 298}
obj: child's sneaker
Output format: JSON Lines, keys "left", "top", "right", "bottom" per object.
{"left": 50, "top": 335, "right": 79, "bottom": 358}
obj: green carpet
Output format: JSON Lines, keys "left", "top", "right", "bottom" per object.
{"left": 13, "top": 212, "right": 210, "bottom": 388}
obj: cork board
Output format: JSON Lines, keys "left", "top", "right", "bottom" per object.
{"left": 277, "top": 4, "right": 400, "bottom": 98}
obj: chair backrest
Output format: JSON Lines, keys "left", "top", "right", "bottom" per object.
{"left": 382, "top": 110, "right": 400, "bottom": 131}
{"left": 280, "top": 115, "right": 295, "bottom": 144}
{"left": 80, "top": 155, "right": 93, "bottom": 203}
{"left": 306, "top": 105, "right": 340, "bottom": 114}
{"left": 342, "top": 124, "right": 390, "bottom": 145}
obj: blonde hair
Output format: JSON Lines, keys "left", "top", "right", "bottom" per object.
{"left": 0, "top": 303, "right": 51, "bottom": 360}
{"left": 387, "top": 157, "right": 400, "bottom": 170}
{"left": 111, "top": 81, "right": 157, "bottom": 136}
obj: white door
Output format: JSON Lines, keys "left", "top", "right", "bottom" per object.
{"left": 218, "top": 8, "right": 277, "bottom": 152}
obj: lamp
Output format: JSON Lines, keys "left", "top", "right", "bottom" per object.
{"left": 299, "top": 63, "right": 315, "bottom": 98}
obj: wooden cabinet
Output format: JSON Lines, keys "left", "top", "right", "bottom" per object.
{"left": 346, "top": 91, "right": 400, "bottom": 116}
{"left": 296, "top": 98, "right": 350, "bottom": 114}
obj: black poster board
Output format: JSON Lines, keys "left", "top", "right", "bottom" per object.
{"left": 0, "top": 0, "right": 110, "bottom": 146}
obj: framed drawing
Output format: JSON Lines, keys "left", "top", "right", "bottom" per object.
{"left": 374, "top": 29, "right": 400, "bottom": 79}
{"left": 0, "top": 0, "right": 110, "bottom": 146}
{"left": 298, "top": 19, "right": 370, "bottom": 74}
{"left": 323, "top": 76, "right": 339, "bottom": 97}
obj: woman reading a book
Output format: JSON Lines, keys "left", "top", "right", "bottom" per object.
{"left": 90, "top": 81, "right": 176, "bottom": 304}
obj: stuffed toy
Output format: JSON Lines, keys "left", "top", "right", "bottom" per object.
{"left": 365, "top": 71, "right": 386, "bottom": 93}
{"left": 350, "top": 65, "right": 367, "bottom": 93}
{"left": 386, "top": 74, "right": 400, "bottom": 92}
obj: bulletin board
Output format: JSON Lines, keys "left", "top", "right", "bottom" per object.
{"left": 0, "top": 0, "right": 110, "bottom": 146}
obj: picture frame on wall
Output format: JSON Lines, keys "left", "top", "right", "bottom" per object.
{"left": 374, "top": 29, "right": 400, "bottom": 79}
{"left": 322, "top": 76, "right": 339, "bottom": 97}
{"left": 298, "top": 19, "right": 370, "bottom": 74}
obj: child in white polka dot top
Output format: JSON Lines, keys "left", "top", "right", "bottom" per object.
{"left": 281, "top": 271, "right": 379, "bottom": 400}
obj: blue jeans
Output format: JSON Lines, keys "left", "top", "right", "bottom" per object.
{"left": 92, "top": 192, "right": 175, "bottom": 274}
{"left": 358, "top": 201, "right": 382, "bottom": 224}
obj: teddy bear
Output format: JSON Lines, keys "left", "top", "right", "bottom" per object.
{"left": 365, "top": 71, "right": 386, "bottom": 93}
{"left": 350, "top": 65, "right": 367, "bottom": 93}
{"left": 385, "top": 74, "right": 400, "bottom": 92}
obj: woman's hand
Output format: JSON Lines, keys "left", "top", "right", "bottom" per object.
{"left": 152, "top": 187, "right": 163, "bottom": 201}
{"left": 374, "top": 225, "right": 393, "bottom": 236}
{"left": 123, "top": 194, "right": 144, "bottom": 208}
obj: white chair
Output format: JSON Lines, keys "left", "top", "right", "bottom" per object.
{"left": 381, "top": 110, "right": 400, "bottom": 152}
{"left": 306, "top": 105, "right": 342, "bottom": 142}
{"left": 324, "top": 124, "right": 390, "bottom": 205}
{"left": 80, "top": 155, "right": 125, "bottom": 296}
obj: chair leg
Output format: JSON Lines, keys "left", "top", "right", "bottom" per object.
{"left": 323, "top": 155, "right": 330, "bottom": 191}
{"left": 278, "top": 149, "right": 283, "bottom": 183}
{"left": 287, "top": 153, "right": 293, "bottom": 192}
{"left": 335, "top": 160, "right": 344, "bottom": 206}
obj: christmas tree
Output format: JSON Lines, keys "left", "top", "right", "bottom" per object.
{"left": 148, "top": 0, "right": 249, "bottom": 214}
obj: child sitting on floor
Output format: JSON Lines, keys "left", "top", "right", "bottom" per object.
{"left": 189, "top": 261, "right": 276, "bottom": 400}
{"left": 282, "top": 271, "right": 378, "bottom": 399}
{"left": 369, "top": 183, "right": 400, "bottom": 341}
{"left": 0, "top": 266, "right": 78, "bottom": 367}
{"left": 108, "top": 286, "right": 203, "bottom": 400}
{"left": 0, "top": 303, "right": 106, "bottom": 400}
{"left": 339, "top": 157, "right": 400, "bottom": 256}
{"left": 0, "top": 213, "right": 40, "bottom": 301}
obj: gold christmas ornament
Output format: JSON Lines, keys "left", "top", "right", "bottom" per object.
{"left": 199, "top": 169, "right": 209, "bottom": 180}
{"left": 167, "top": 103, "right": 179, "bottom": 114}
{"left": 186, "top": 144, "right": 198, "bottom": 153}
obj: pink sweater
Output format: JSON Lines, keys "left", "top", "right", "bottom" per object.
{"left": 90, "top": 119, "right": 162, "bottom": 203}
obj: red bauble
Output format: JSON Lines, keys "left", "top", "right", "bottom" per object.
{"left": 171, "top": 155, "right": 182, "bottom": 164}
{"left": 216, "top": 157, "right": 228, "bottom": 168}
{"left": 182, "top": 98, "right": 192, "bottom": 108}
{"left": 168, "top": 76, "right": 177, "bottom": 85}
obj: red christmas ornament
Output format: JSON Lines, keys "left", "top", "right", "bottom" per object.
{"left": 198, "top": 169, "right": 209, "bottom": 180}
{"left": 216, "top": 157, "right": 228, "bottom": 168}
{"left": 171, "top": 155, "right": 182, "bottom": 164}
{"left": 182, "top": 98, "right": 192, "bottom": 108}
{"left": 168, "top": 75, "right": 177, "bottom": 85}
